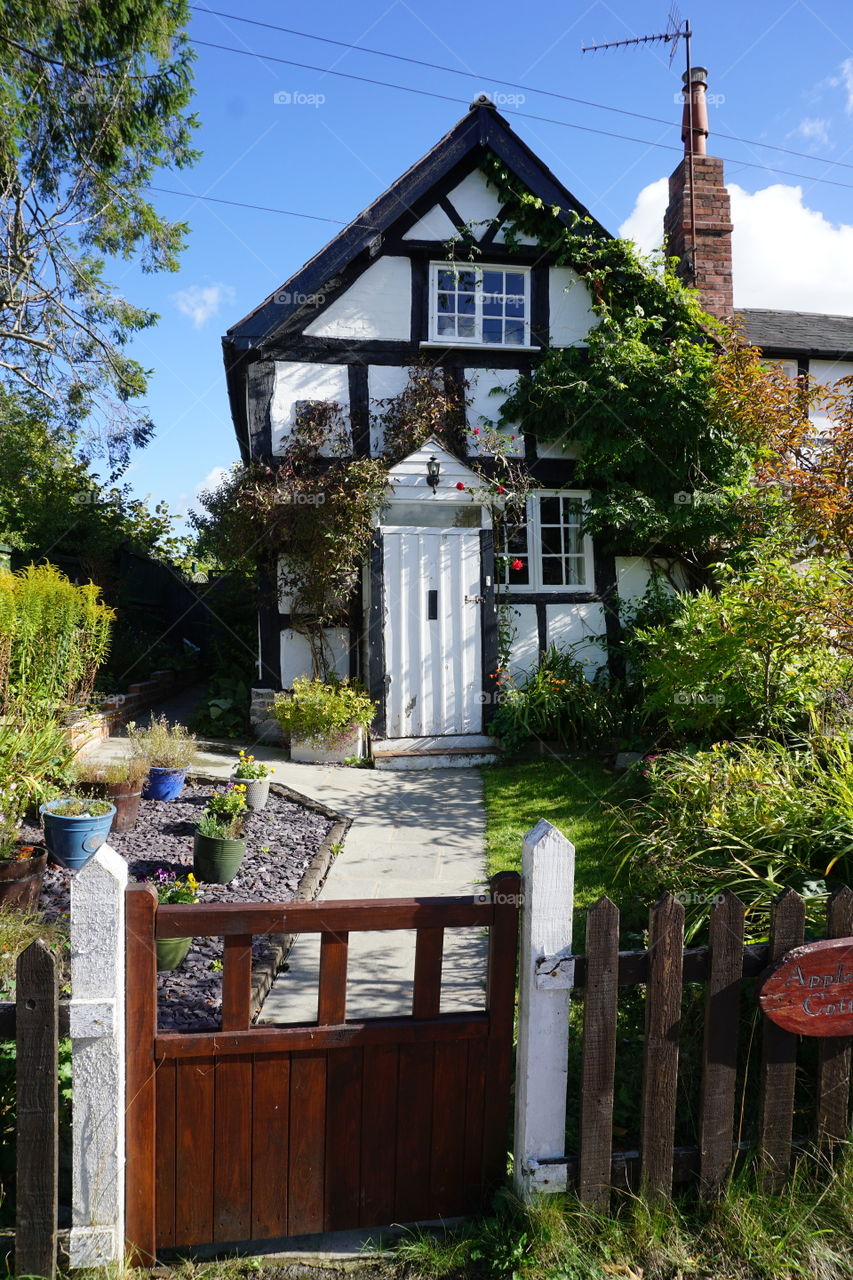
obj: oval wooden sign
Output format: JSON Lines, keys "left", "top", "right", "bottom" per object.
{"left": 758, "top": 938, "right": 853, "bottom": 1036}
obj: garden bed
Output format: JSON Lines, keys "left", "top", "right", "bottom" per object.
{"left": 20, "top": 776, "right": 346, "bottom": 1031}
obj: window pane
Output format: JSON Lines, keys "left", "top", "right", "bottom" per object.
{"left": 542, "top": 557, "right": 564, "bottom": 585}
{"left": 458, "top": 291, "right": 475, "bottom": 314}
{"left": 565, "top": 556, "right": 586, "bottom": 585}
{"left": 437, "top": 292, "right": 454, "bottom": 313}
{"left": 504, "top": 321, "right": 524, "bottom": 345}
{"left": 507, "top": 526, "right": 528, "bottom": 554}
{"left": 437, "top": 269, "right": 455, "bottom": 290}
{"left": 483, "top": 295, "right": 502, "bottom": 316}
{"left": 505, "top": 273, "right": 525, "bottom": 294}
{"left": 483, "top": 317, "right": 503, "bottom": 343}
{"left": 436, "top": 315, "right": 455, "bottom": 334}
{"left": 539, "top": 497, "right": 560, "bottom": 524}
{"left": 482, "top": 270, "right": 503, "bottom": 295}
{"left": 457, "top": 270, "right": 476, "bottom": 291}
{"left": 505, "top": 296, "right": 524, "bottom": 317}
{"left": 458, "top": 316, "right": 475, "bottom": 337}
{"left": 541, "top": 525, "right": 562, "bottom": 554}
{"left": 508, "top": 557, "right": 529, "bottom": 585}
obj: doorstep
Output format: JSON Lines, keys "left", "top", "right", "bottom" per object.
{"left": 371, "top": 733, "right": 500, "bottom": 770}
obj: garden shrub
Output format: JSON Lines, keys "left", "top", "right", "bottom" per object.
{"left": 638, "top": 548, "right": 853, "bottom": 739}
{"left": 613, "top": 735, "right": 853, "bottom": 938}
{"left": 0, "top": 563, "right": 113, "bottom": 713}
{"left": 490, "top": 644, "right": 619, "bottom": 753}
{"left": 273, "top": 675, "right": 376, "bottom": 746}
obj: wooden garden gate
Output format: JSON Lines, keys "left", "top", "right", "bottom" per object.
{"left": 124, "top": 874, "right": 519, "bottom": 1260}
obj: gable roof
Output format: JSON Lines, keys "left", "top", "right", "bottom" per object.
{"left": 738, "top": 308, "right": 853, "bottom": 359}
{"left": 224, "top": 102, "right": 611, "bottom": 351}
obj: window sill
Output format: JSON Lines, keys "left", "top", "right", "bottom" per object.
{"left": 420, "top": 341, "right": 541, "bottom": 352}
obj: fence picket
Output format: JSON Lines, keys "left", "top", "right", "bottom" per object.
{"left": 578, "top": 896, "right": 619, "bottom": 1210}
{"left": 816, "top": 886, "right": 853, "bottom": 1145}
{"left": 413, "top": 928, "right": 444, "bottom": 1019}
{"left": 640, "top": 894, "right": 684, "bottom": 1199}
{"left": 15, "top": 940, "right": 58, "bottom": 1280}
{"left": 221, "top": 934, "right": 253, "bottom": 1031}
{"left": 699, "top": 890, "right": 745, "bottom": 1195}
{"left": 317, "top": 931, "right": 349, "bottom": 1025}
{"left": 758, "top": 889, "right": 805, "bottom": 1189}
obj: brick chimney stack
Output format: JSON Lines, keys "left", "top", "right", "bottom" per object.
{"left": 662, "top": 66, "right": 733, "bottom": 318}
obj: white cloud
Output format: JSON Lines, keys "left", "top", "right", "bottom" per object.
{"left": 173, "top": 282, "right": 235, "bottom": 329}
{"left": 789, "top": 116, "right": 831, "bottom": 148}
{"left": 195, "top": 466, "right": 229, "bottom": 497}
{"left": 833, "top": 57, "right": 853, "bottom": 112}
{"left": 619, "top": 178, "right": 853, "bottom": 314}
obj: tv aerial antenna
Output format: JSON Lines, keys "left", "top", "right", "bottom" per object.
{"left": 582, "top": 7, "right": 698, "bottom": 282}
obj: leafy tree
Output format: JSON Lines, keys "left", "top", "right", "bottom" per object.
{"left": 0, "top": 388, "right": 173, "bottom": 575}
{"left": 0, "top": 0, "right": 198, "bottom": 469}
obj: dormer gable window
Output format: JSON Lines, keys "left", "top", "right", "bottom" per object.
{"left": 428, "top": 263, "right": 531, "bottom": 347}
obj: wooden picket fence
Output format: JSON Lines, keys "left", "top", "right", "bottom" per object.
{"left": 0, "top": 940, "right": 62, "bottom": 1279}
{"left": 515, "top": 822, "right": 853, "bottom": 1207}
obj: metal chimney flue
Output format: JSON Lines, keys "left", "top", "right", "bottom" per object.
{"left": 682, "top": 65, "right": 709, "bottom": 155}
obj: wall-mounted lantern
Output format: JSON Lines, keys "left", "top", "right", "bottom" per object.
{"left": 426, "top": 456, "right": 441, "bottom": 491}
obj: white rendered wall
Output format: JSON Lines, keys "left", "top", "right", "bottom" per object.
{"left": 270, "top": 361, "right": 350, "bottom": 455}
{"left": 446, "top": 170, "right": 503, "bottom": 233}
{"left": 368, "top": 364, "right": 410, "bottom": 455}
{"left": 404, "top": 204, "right": 458, "bottom": 240}
{"left": 549, "top": 266, "right": 598, "bottom": 347}
{"left": 280, "top": 626, "right": 349, "bottom": 686}
{"left": 546, "top": 602, "right": 607, "bottom": 674}
{"left": 465, "top": 368, "right": 524, "bottom": 455}
{"left": 303, "top": 256, "right": 411, "bottom": 340}
{"left": 502, "top": 602, "right": 538, "bottom": 680}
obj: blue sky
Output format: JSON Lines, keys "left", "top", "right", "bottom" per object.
{"left": 114, "top": 0, "right": 853, "bottom": 529}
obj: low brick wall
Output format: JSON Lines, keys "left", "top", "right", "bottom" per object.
{"left": 65, "top": 667, "right": 199, "bottom": 755}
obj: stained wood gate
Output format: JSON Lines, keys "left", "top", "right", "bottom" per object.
{"left": 125, "top": 874, "right": 519, "bottom": 1260}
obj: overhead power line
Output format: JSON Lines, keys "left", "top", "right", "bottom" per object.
{"left": 191, "top": 38, "right": 853, "bottom": 193}
{"left": 191, "top": 4, "right": 853, "bottom": 174}
{"left": 146, "top": 184, "right": 379, "bottom": 228}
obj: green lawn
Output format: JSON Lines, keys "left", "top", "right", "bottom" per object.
{"left": 481, "top": 753, "right": 628, "bottom": 922}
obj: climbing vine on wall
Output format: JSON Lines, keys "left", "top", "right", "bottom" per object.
{"left": 480, "top": 150, "right": 770, "bottom": 582}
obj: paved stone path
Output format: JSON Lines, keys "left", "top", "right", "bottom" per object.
{"left": 83, "top": 733, "right": 490, "bottom": 1021}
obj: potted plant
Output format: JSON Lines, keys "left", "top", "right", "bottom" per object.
{"left": 273, "top": 676, "right": 376, "bottom": 765}
{"left": 0, "top": 812, "right": 47, "bottom": 911}
{"left": 193, "top": 784, "right": 248, "bottom": 884}
{"left": 127, "top": 716, "right": 197, "bottom": 801}
{"left": 39, "top": 794, "right": 115, "bottom": 871}
{"left": 74, "top": 757, "right": 150, "bottom": 833}
{"left": 232, "top": 750, "right": 272, "bottom": 811}
{"left": 144, "top": 867, "right": 199, "bottom": 971}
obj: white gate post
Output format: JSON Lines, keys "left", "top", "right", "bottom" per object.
{"left": 514, "top": 818, "right": 575, "bottom": 1198}
{"left": 69, "top": 846, "right": 127, "bottom": 1269}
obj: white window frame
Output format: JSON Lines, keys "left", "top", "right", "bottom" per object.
{"left": 500, "top": 490, "right": 595, "bottom": 594}
{"left": 427, "top": 262, "right": 533, "bottom": 348}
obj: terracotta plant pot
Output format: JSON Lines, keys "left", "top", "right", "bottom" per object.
{"left": 233, "top": 776, "right": 270, "bottom": 811}
{"left": 193, "top": 830, "right": 247, "bottom": 884}
{"left": 0, "top": 847, "right": 48, "bottom": 911}
{"left": 88, "top": 779, "right": 142, "bottom": 833}
{"left": 156, "top": 935, "right": 192, "bottom": 971}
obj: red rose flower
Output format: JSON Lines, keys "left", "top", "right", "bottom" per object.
{"left": 497, "top": 484, "right": 506, "bottom": 495}
{"left": 456, "top": 481, "right": 465, "bottom": 491}
{"left": 511, "top": 558, "right": 524, "bottom": 571}
{"left": 472, "top": 427, "right": 480, "bottom": 435}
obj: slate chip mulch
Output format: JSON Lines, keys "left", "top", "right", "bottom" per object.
{"left": 22, "top": 777, "right": 335, "bottom": 1031}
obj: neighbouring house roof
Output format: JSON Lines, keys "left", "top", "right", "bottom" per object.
{"left": 738, "top": 308, "right": 853, "bottom": 359}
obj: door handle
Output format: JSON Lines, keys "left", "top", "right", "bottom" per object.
{"left": 427, "top": 589, "right": 438, "bottom": 619}
{"left": 465, "top": 594, "right": 484, "bottom": 604}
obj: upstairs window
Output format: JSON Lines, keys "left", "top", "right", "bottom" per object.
{"left": 429, "top": 264, "right": 530, "bottom": 346}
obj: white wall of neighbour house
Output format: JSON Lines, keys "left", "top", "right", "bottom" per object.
{"left": 809, "top": 359, "right": 853, "bottom": 436}
{"left": 303, "top": 255, "right": 412, "bottom": 340}
{"left": 270, "top": 361, "right": 351, "bottom": 456}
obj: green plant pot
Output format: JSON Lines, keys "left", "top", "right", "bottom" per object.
{"left": 193, "top": 830, "right": 247, "bottom": 884}
{"left": 156, "top": 936, "right": 192, "bottom": 972}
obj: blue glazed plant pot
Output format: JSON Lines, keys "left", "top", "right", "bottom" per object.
{"left": 39, "top": 803, "right": 117, "bottom": 872}
{"left": 143, "top": 766, "right": 188, "bottom": 801}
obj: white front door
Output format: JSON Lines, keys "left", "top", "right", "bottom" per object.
{"left": 382, "top": 528, "right": 483, "bottom": 738}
